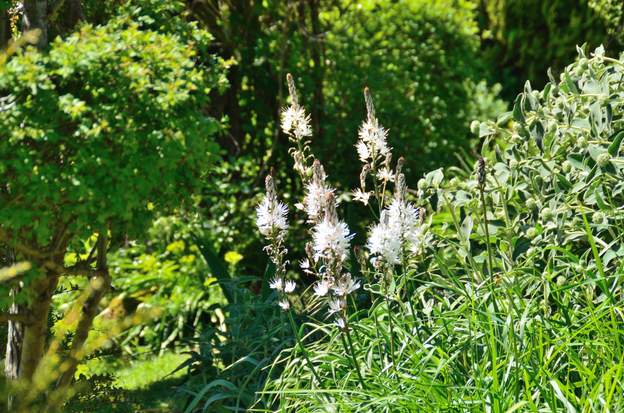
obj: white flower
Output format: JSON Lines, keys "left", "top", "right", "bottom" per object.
{"left": 328, "top": 297, "right": 346, "bottom": 315}
{"left": 367, "top": 213, "right": 402, "bottom": 266}
{"left": 295, "top": 120, "right": 312, "bottom": 138}
{"left": 312, "top": 219, "right": 354, "bottom": 261}
{"left": 300, "top": 259, "right": 310, "bottom": 270}
{"left": 388, "top": 200, "right": 422, "bottom": 249}
{"left": 388, "top": 199, "right": 419, "bottom": 232}
{"left": 304, "top": 181, "right": 333, "bottom": 222}
{"left": 367, "top": 199, "right": 423, "bottom": 265}
{"left": 352, "top": 189, "right": 371, "bottom": 205}
{"left": 376, "top": 167, "right": 395, "bottom": 183}
{"left": 356, "top": 141, "right": 370, "bottom": 162}
{"left": 313, "top": 279, "right": 332, "bottom": 297}
{"left": 335, "top": 317, "right": 346, "bottom": 329}
{"left": 278, "top": 299, "right": 290, "bottom": 311}
{"left": 281, "top": 106, "right": 311, "bottom": 138}
{"left": 256, "top": 197, "right": 288, "bottom": 237}
{"left": 358, "top": 118, "right": 390, "bottom": 159}
{"left": 332, "top": 274, "right": 361, "bottom": 296}
{"left": 284, "top": 280, "right": 296, "bottom": 293}
{"left": 407, "top": 225, "right": 429, "bottom": 255}
{"left": 269, "top": 277, "right": 284, "bottom": 291}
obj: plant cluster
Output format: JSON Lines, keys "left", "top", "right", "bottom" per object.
{"left": 254, "top": 46, "right": 624, "bottom": 412}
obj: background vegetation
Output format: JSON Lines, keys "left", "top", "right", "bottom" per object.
{"left": 0, "top": 0, "right": 623, "bottom": 412}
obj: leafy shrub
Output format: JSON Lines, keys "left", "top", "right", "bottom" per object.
{"left": 0, "top": 20, "right": 224, "bottom": 247}
{"left": 258, "top": 47, "right": 624, "bottom": 411}
{"left": 323, "top": 0, "right": 505, "bottom": 183}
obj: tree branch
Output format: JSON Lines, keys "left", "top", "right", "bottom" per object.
{"left": 56, "top": 231, "right": 110, "bottom": 389}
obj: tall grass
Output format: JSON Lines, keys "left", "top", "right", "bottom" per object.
{"left": 256, "top": 45, "right": 624, "bottom": 412}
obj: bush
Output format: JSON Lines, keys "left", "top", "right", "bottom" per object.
{"left": 258, "top": 47, "right": 624, "bottom": 411}
{"left": 173, "top": 0, "right": 504, "bottom": 283}
{"left": 322, "top": 0, "right": 505, "bottom": 184}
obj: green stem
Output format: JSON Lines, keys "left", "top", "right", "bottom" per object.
{"left": 384, "top": 276, "right": 397, "bottom": 369}
{"left": 342, "top": 322, "right": 367, "bottom": 390}
{"left": 479, "top": 186, "right": 494, "bottom": 278}
{"left": 287, "top": 311, "right": 322, "bottom": 386}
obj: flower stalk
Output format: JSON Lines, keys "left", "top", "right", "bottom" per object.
{"left": 477, "top": 157, "right": 495, "bottom": 277}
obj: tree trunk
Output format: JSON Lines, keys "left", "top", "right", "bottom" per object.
{"left": 66, "top": 0, "right": 83, "bottom": 29}
{"left": 19, "top": 270, "right": 58, "bottom": 380}
{"left": 22, "top": 0, "right": 48, "bottom": 49}
{"left": 5, "top": 294, "right": 23, "bottom": 381}
{"left": 55, "top": 0, "right": 83, "bottom": 35}
{"left": 3, "top": 247, "right": 21, "bottom": 410}
{"left": 2, "top": 247, "right": 21, "bottom": 380}
{"left": 0, "top": 5, "right": 10, "bottom": 49}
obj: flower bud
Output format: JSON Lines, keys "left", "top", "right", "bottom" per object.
{"left": 476, "top": 157, "right": 486, "bottom": 187}
{"left": 417, "top": 178, "right": 427, "bottom": 191}
{"left": 578, "top": 136, "right": 588, "bottom": 148}
{"left": 597, "top": 153, "right": 611, "bottom": 167}
{"left": 470, "top": 120, "right": 480, "bottom": 135}
{"left": 592, "top": 211, "right": 606, "bottom": 225}
{"left": 562, "top": 160, "right": 572, "bottom": 173}
{"left": 541, "top": 207, "right": 553, "bottom": 221}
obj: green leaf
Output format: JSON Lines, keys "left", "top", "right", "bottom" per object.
{"left": 607, "top": 130, "right": 624, "bottom": 156}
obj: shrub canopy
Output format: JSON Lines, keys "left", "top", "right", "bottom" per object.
{"left": 0, "top": 20, "right": 226, "bottom": 248}
{"left": 322, "top": 0, "right": 504, "bottom": 183}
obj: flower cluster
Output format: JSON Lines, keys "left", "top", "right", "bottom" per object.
{"left": 357, "top": 87, "right": 391, "bottom": 163}
{"left": 367, "top": 176, "right": 425, "bottom": 267}
{"left": 296, "top": 160, "right": 335, "bottom": 224}
{"left": 356, "top": 95, "right": 427, "bottom": 269}
{"left": 309, "top": 192, "right": 358, "bottom": 328}
{"left": 256, "top": 175, "right": 296, "bottom": 310}
{"left": 281, "top": 73, "right": 314, "bottom": 179}
{"left": 352, "top": 87, "right": 394, "bottom": 207}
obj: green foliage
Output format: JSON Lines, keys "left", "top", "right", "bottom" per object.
{"left": 262, "top": 48, "right": 624, "bottom": 411}
{"left": 477, "top": 0, "right": 623, "bottom": 100}
{"left": 322, "top": 0, "right": 505, "bottom": 184}
{"left": 0, "top": 19, "right": 226, "bottom": 250}
{"left": 106, "top": 216, "right": 226, "bottom": 353}
{"left": 179, "top": 234, "right": 291, "bottom": 412}
{"left": 589, "top": 0, "right": 624, "bottom": 44}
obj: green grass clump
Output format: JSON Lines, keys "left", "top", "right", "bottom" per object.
{"left": 259, "top": 46, "right": 624, "bottom": 412}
